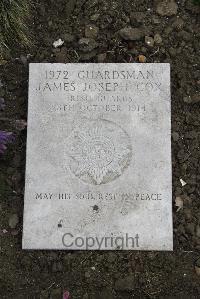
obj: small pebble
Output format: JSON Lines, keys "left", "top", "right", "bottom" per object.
{"left": 156, "top": 0, "right": 178, "bottom": 16}
{"left": 172, "top": 131, "right": 179, "bottom": 142}
{"left": 138, "top": 55, "right": 146, "bottom": 63}
{"left": 85, "top": 24, "right": 99, "bottom": 39}
{"left": 20, "top": 55, "right": 28, "bottom": 65}
{"left": 53, "top": 39, "right": 64, "bottom": 48}
{"left": 145, "top": 36, "right": 154, "bottom": 47}
{"left": 85, "top": 271, "right": 90, "bottom": 278}
{"left": 9, "top": 214, "right": 19, "bottom": 229}
{"left": 180, "top": 178, "right": 187, "bottom": 186}
{"left": 169, "top": 47, "right": 177, "bottom": 57}
{"left": 78, "top": 38, "right": 98, "bottom": 52}
{"left": 90, "top": 13, "right": 100, "bottom": 21}
{"left": 195, "top": 258, "right": 200, "bottom": 276}
{"left": 15, "top": 119, "right": 27, "bottom": 131}
{"left": 154, "top": 33, "right": 162, "bottom": 45}
{"left": 119, "top": 27, "right": 144, "bottom": 41}
{"left": 175, "top": 196, "right": 183, "bottom": 212}
{"left": 97, "top": 53, "right": 107, "bottom": 62}
{"left": 11, "top": 229, "right": 19, "bottom": 236}
{"left": 196, "top": 226, "right": 200, "bottom": 238}
{"left": 152, "top": 16, "right": 161, "bottom": 24}
{"left": 130, "top": 12, "right": 146, "bottom": 25}
{"left": 172, "top": 17, "right": 184, "bottom": 30}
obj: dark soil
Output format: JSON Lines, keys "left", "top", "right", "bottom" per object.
{"left": 0, "top": 0, "right": 200, "bottom": 298}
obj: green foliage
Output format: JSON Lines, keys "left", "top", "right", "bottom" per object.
{"left": 193, "top": 0, "right": 200, "bottom": 4}
{"left": 0, "top": 0, "right": 32, "bottom": 58}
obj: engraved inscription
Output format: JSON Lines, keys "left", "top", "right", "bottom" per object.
{"left": 66, "top": 118, "right": 132, "bottom": 185}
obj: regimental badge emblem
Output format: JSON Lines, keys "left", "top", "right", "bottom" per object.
{"left": 66, "top": 118, "right": 132, "bottom": 185}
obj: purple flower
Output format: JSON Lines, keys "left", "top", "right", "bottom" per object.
{"left": 0, "top": 97, "right": 5, "bottom": 111}
{"left": 63, "top": 291, "right": 70, "bottom": 299}
{"left": 0, "top": 131, "right": 14, "bottom": 154}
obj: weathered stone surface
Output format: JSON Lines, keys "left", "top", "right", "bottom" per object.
{"left": 23, "top": 63, "right": 172, "bottom": 250}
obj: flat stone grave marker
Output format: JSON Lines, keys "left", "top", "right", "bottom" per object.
{"left": 23, "top": 63, "right": 173, "bottom": 250}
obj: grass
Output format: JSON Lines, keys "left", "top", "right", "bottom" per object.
{"left": 0, "top": 0, "right": 32, "bottom": 58}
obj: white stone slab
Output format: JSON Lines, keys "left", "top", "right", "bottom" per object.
{"left": 23, "top": 63, "right": 173, "bottom": 250}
